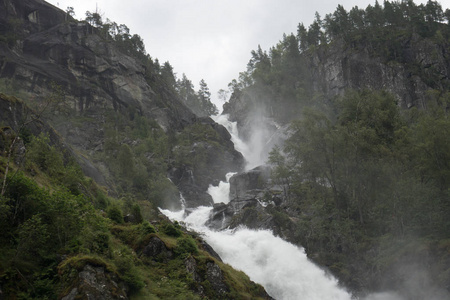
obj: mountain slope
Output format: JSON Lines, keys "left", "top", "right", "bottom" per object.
{"left": 0, "top": 0, "right": 244, "bottom": 208}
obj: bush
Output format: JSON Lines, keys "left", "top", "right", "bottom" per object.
{"left": 131, "top": 203, "right": 143, "bottom": 224}
{"left": 140, "top": 221, "right": 156, "bottom": 234}
{"left": 26, "top": 133, "right": 64, "bottom": 176}
{"left": 107, "top": 206, "right": 124, "bottom": 224}
{"left": 175, "top": 236, "right": 198, "bottom": 256}
{"left": 114, "top": 255, "right": 144, "bottom": 294}
{"left": 162, "top": 223, "right": 182, "bottom": 237}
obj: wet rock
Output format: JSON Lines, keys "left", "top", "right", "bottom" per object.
{"left": 229, "top": 166, "right": 271, "bottom": 201}
{"left": 184, "top": 256, "right": 229, "bottom": 297}
{"left": 199, "top": 240, "right": 223, "bottom": 262}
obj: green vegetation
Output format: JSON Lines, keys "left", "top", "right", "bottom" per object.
{"left": 268, "top": 89, "right": 450, "bottom": 291}
{"left": 219, "top": 0, "right": 450, "bottom": 293}
{"left": 1, "top": 0, "right": 449, "bottom": 297}
{"left": 177, "top": 75, "right": 219, "bottom": 117}
{"left": 227, "top": 0, "right": 450, "bottom": 120}
{"left": 0, "top": 112, "right": 268, "bottom": 299}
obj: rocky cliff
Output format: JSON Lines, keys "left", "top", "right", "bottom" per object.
{"left": 223, "top": 30, "right": 449, "bottom": 137}
{"left": 0, "top": 0, "right": 244, "bottom": 207}
{"left": 309, "top": 35, "right": 449, "bottom": 109}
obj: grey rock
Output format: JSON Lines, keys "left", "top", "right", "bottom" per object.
{"left": 184, "top": 256, "right": 230, "bottom": 297}
{"left": 60, "top": 264, "right": 128, "bottom": 300}
{"left": 199, "top": 240, "right": 223, "bottom": 262}
{"left": 229, "top": 166, "right": 271, "bottom": 201}
{"left": 0, "top": 0, "right": 244, "bottom": 201}
{"left": 206, "top": 261, "right": 229, "bottom": 295}
{"left": 185, "top": 256, "right": 202, "bottom": 283}
{"left": 142, "top": 236, "right": 173, "bottom": 260}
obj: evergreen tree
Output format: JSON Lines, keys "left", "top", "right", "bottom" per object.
{"left": 197, "top": 79, "right": 218, "bottom": 117}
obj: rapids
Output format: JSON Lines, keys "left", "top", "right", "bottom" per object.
{"left": 161, "top": 114, "right": 353, "bottom": 299}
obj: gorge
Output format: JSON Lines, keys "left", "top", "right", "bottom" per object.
{"left": 162, "top": 114, "right": 353, "bottom": 300}
{"left": 0, "top": 0, "right": 450, "bottom": 299}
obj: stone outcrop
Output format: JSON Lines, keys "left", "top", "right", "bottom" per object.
{"left": 60, "top": 264, "right": 128, "bottom": 300}
{"left": 184, "top": 257, "right": 229, "bottom": 297}
{"left": 308, "top": 36, "right": 447, "bottom": 109}
{"left": 168, "top": 118, "right": 244, "bottom": 208}
{"left": 229, "top": 165, "right": 271, "bottom": 201}
{"left": 141, "top": 236, "right": 173, "bottom": 260}
{"left": 0, "top": 0, "right": 195, "bottom": 131}
{"left": 207, "top": 166, "right": 290, "bottom": 234}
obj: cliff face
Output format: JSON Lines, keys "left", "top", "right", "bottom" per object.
{"left": 309, "top": 35, "right": 449, "bottom": 109}
{"left": 0, "top": 0, "right": 243, "bottom": 205}
{"left": 223, "top": 33, "right": 449, "bottom": 135}
{"left": 0, "top": 0, "right": 194, "bottom": 130}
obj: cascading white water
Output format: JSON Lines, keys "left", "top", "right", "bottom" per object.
{"left": 161, "top": 201, "right": 352, "bottom": 300}
{"left": 212, "top": 114, "right": 270, "bottom": 170}
{"left": 207, "top": 172, "right": 235, "bottom": 204}
{"left": 161, "top": 114, "right": 353, "bottom": 300}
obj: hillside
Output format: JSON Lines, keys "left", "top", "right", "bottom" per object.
{"left": 1, "top": 0, "right": 450, "bottom": 299}
{"left": 0, "top": 0, "right": 264, "bottom": 298}
{"left": 0, "top": 0, "right": 244, "bottom": 208}
{"left": 221, "top": 1, "right": 450, "bottom": 298}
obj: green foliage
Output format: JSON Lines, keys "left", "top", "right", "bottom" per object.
{"left": 107, "top": 206, "right": 124, "bottom": 224}
{"left": 58, "top": 254, "right": 116, "bottom": 273}
{"left": 15, "top": 214, "right": 51, "bottom": 260}
{"left": 140, "top": 221, "right": 156, "bottom": 234}
{"left": 131, "top": 203, "right": 144, "bottom": 224}
{"left": 176, "top": 76, "right": 218, "bottom": 117}
{"left": 162, "top": 222, "right": 182, "bottom": 237}
{"left": 100, "top": 109, "right": 175, "bottom": 206}
{"left": 114, "top": 255, "right": 145, "bottom": 293}
{"left": 175, "top": 236, "right": 199, "bottom": 256}
{"left": 148, "top": 176, "right": 180, "bottom": 209}
{"left": 275, "top": 88, "right": 450, "bottom": 291}
{"left": 26, "top": 133, "right": 64, "bottom": 176}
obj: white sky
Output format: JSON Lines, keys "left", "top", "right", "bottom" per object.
{"left": 45, "top": 0, "right": 449, "bottom": 107}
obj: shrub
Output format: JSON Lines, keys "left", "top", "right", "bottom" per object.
{"left": 162, "top": 223, "right": 182, "bottom": 237}
{"left": 131, "top": 203, "right": 143, "bottom": 224}
{"left": 140, "top": 221, "right": 156, "bottom": 234}
{"left": 175, "top": 236, "right": 198, "bottom": 256}
{"left": 107, "top": 206, "right": 124, "bottom": 224}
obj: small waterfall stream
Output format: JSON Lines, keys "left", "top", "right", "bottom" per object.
{"left": 161, "top": 114, "right": 353, "bottom": 300}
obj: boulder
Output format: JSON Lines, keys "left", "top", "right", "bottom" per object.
{"left": 142, "top": 236, "right": 173, "bottom": 260}
{"left": 206, "top": 261, "right": 229, "bottom": 295}
{"left": 229, "top": 166, "right": 271, "bottom": 201}
{"left": 60, "top": 264, "right": 128, "bottom": 300}
{"left": 184, "top": 256, "right": 229, "bottom": 297}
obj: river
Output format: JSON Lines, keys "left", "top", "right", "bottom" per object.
{"left": 161, "top": 114, "right": 355, "bottom": 300}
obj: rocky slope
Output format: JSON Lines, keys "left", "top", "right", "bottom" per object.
{"left": 0, "top": 0, "right": 244, "bottom": 207}
{"left": 0, "top": 0, "right": 257, "bottom": 298}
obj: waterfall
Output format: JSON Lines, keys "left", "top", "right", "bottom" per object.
{"left": 207, "top": 172, "right": 235, "bottom": 204}
{"left": 161, "top": 114, "right": 353, "bottom": 300}
{"left": 160, "top": 201, "right": 351, "bottom": 300}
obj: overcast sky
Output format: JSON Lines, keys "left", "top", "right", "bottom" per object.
{"left": 46, "top": 0, "right": 449, "bottom": 107}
